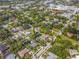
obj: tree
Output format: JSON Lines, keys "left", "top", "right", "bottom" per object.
{"left": 0, "top": 29, "right": 12, "bottom": 41}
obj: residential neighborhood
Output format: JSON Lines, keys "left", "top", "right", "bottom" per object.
{"left": 0, "top": 0, "right": 79, "bottom": 59}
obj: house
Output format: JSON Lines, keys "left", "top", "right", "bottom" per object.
{"left": 30, "top": 40, "right": 37, "bottom": 48}
{"left": 41, "top": 34, "right": 54, "bottom": 41}
{"left": 25, "top": 31, "right": 31, "bottom": 36}
{"left": 12, "top": 27, "right": 23, "bottom": 33}
{"left": 0, "top": 6, "right": 9, "bottom": 9}
{"left": 57, "top": 31, "right": 62, "bottom": 36}
{"left": 67, "top": 28, "right": 77, "bottom": 38}
{"left": 67, "top": 32, "right": 74, "bottom": 37}
{"left": 47, "top": 52, "right": 57, "bottom": 59}
{"left": 5, "top": 54, "right": 16, "bottom": 59}
{"left": 32, "top": 54, "right": 37, "bottom": 59}
{"left": 22, "top": 40, "right": 30, "bottom": 46}
{"left": 2, "top": 24, "right": 8, "bottom": 29}
{"left": 0, "top": 0, "right": 14, "bottom": 2}
{"left": 68, "top": 49, "right": 79, "bottom": 59}
{"left": 68, "top": 49, "right": 79, "bottom": 56}
{"left": 71, "top": 55, "right": 79, "bottom": 59}
{"left": 69, "top": 0, "right": 79, "bottom": 3}
{"left": 35, "top": 32, "right": 41, "bottom": 38}
{"left": 0, "top": 44, "right": 10, "bottom": 59}
{"left": 49, "top": 5, "right": 68, "bottom": 14}
{"left": 53, "top": 18, "right": 59, "bottom": 22}
{"left": 11, "top": 16, "right": 18, "bottom": 23}
{"left": 34, "top": 27, "right": 40, "bottom": 32}
{"left": 2, "top": 15, "right": 10, "bottom": 21}
{"left": 23, "top": 24, "right": 31, "bottom": 29}
{"left": 18, "top": 48, "right": 31, "bottom": 58}
{"left": 41, "top": 34, "right": 49, "bottom": 41}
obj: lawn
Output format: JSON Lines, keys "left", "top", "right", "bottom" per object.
{"left": 48, "top": 35, "right": 79, "bottom": 59}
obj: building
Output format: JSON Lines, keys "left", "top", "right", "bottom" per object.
{"left": 69, "top": 0, "right": 79, "bottom": 3}
{"left": 34, "top": 27, "right": 40, "bottom": 32}
{"left": 47, "top": 52, "right": 57, "bottom": 59}
{"left": 18, "top": 48, "right": 31, "bottom": 58}
{"left": 0, "top": 44, "right": 10, "bottom": 59}
{"left": 68, "top": 49, "right": 79, "bottom": 59}
{"left": 5, "top": 54, "right": 15, "bottom": 59}
{"left": 67, "top": 32, "right": 74, "bottom": 37}
{"left": 68, "top": 49, "right": 79, "bottom": 56}
{"left": 0, "top": 0, "right": 14, "bottom": 2}
{"left": 30, "top": 40, "right": 37, "bottom": 48}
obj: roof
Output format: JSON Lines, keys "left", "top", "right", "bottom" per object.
{"left": 18, "top": 48, "right": 30, "bottom": 58}
{"left": 68, "top": 49, "right": 79, "bottom": 56}
{"left": 47, "top": 52, "right": 57, "bottom": 59}
{"left": 30, "top": 40, "right": 37, "bottom": 48}
{"left": 5, "top": 54, "right": 15, "bottom": 59}
{"left": 71, "top": 55, "right": 79, "bottom": 59}
{"left": 67, "top": 32, "right": 74, "bottom": 37}
{"left": 0, "top": 44, "right": 9, "bottom": 52}
{"left": 0, "top": 0, "right": 14, "bottom": 2}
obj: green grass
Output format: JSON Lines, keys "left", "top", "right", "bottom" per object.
{"left": 48, "top": 35, "right": 79, "bottom": 59}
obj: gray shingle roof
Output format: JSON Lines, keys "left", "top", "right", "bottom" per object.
{"left": 0, "top": 44, "right": 9, "bottom": 52}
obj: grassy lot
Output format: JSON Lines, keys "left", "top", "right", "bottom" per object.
{"left": 48, "top": 35, "right": 79, "bottom": 59}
